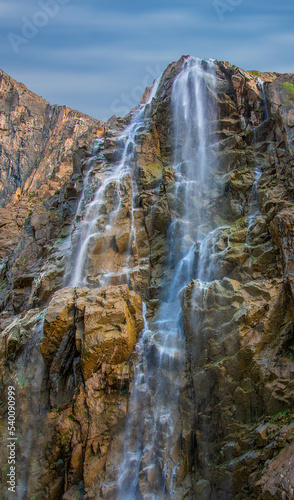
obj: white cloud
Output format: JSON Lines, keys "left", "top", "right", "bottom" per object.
{"left": 26, "top": 44, "right": 177, "bottom": 66}
{"left": 1, "top": 0, "right": 293, "bottom": 120}
{"left": 51, "top": 7, "right": 201, "bottom": 30}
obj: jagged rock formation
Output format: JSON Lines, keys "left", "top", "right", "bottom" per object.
{"left": 0, "top": 69, "right": 105, "bottom": 206}
{"left": 0, "top": 58, "right": 294, "bottom": 500}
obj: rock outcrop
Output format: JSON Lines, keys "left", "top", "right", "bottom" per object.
{"left": 0, "top": 58, "right": 294, "bottom": 500}
{"left": 0, "top": 69, "right": 105, "bottom": 206}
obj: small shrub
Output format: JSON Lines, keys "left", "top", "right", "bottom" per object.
{"left": 283, "top": 82, "right": 294, "bottom": 102}
{"left": 249, "top": 70, "right": 260, "bottom": 77}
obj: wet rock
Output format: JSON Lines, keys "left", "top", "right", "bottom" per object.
{"left": 41, "top": 287, "right": 75, "bottom": 368}
{"left": 41, "top": 285, "right": 143, "bottom": 380}
{"left": 115, "top": 226, "right": 130, "bottom": 254}
{"left": 0, "top": 58, "right": 294, "bottom": 500}
{"left": 79, "top": 285, "right": 143, "bottom": 379}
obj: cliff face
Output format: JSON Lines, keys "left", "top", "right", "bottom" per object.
{"left": 0, "top": 69, "right": 106, "bottom": 270}
{"left": 0, "top": 59, "right": 294, "bottom": 500}
{"left": 0, "top": 69, "right": 106, "bottom": 206}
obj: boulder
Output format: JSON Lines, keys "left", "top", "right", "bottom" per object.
{"left": 41, "top": 285, "right": 143, "bottom": 380}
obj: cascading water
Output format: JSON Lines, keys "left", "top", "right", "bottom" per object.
{"left": 1, "top": 54, "right": 291, "bottom": 500}
{"left": 248, "top": 79, "right": 269, "bottom": 230}
{"left": 247, "top": 166, "right": 262, "bottom": 233}
{"left": 68, "top": 82, "right": 159, "bottom": 289}
{"left": 75, "top": 138, "right": 103, "bottom": 218}
{"left": 258, "top": 78, "right": 269, "bottom": 120}
{"left": 115, "top": 57, "right": 219, "bottom": 499}
{"left": 246, "top": 78, "right": 270, "bottom": 267}
{"left": 62, "top": 138, "right": 104, "bottom": 286}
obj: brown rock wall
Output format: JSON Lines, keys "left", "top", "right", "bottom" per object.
{"left": 0, "top": 58, "right": 293, "bottom": 499}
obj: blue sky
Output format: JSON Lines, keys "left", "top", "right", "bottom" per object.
{"left": 1, "top": 0, "right": 293, "bottom": 121}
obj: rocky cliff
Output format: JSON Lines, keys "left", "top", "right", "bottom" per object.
{"left": 0, "top": 58, "right": 294, "bottom": 500}
{"left": 0, "top": 68, "right": 105, "bottom": 263}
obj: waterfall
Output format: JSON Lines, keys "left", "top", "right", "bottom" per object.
{"left": 172, "top": 57, "right": 219, "bottom": 284}
{"left": 247, "top": 165, "right": 262, "bottom": 234}
{"left": 246, "top": 78, "right": 270, "bottom": 248}
{"left": 68, "top": 82, "right": 159, "bottom": 288}
{"left": 75, "top": 138, "right": 103, "bottom": 218}
{"left": 115, "top": 57, "right": 219, "bottom": 499}
{"left": 258, "top": 78, "right": 269, "bottom": 120}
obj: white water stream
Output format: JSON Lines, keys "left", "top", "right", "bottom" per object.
{"left": 246, "top": 78, "right": 270, "bottom": 252}
{"left": 69, "top": 82, "right": 159, "bottom": 288}
{"left": 115, "top": 57, "right": 219, "bottom": 499}
{"left": 258, "top": 78, "right": 269, "bottom": 120}
{"left": 0, "top": 59, "right": 273, "bottom": 500}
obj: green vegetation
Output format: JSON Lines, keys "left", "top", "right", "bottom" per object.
{"left": 267, "top": 409, "right": 291, "bottom": 424}
{"left": 17, "top": 374, "right": 28, "bottom": 388}
{"left": 156, "top": 153, "right": 165, "bottom": 163}
{"left": 283, "top": 82, "right": 294, "bottom": 102}
{"left": 0, "top": 278, "right": 8, "bottom": 289}
{"left": 145, "top": 162, "right": 162, "bottom": 176}
{"left": 60, "top": 434, "right": 67, "bottom": 445}
{"left": 249, "top": 70, "right": 260, "bottom": 77}
{"left": 141, "top": 163, "right": 163, "bottom": 183}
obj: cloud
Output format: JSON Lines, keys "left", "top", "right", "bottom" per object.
{"left": 0, "top": 0, "right": 293, "bottom": 120}
{"left": 59, "top": 7, "right": 199, "bottom": 30}
{"left": 25, "top": 44, "right": 177, "bottom": 67}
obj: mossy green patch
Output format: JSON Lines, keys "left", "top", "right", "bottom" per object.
{"left": 282, "top": 82, "right": 294, "bottom": 102}
{"left": 0, "top": 279, "right": 8, "bottom": 289}
{"left": 249, "top": 70, "right": 260, "bottom": 77}
{"left": 17, "top": 374, "right": 28, "bottom": 387}
{"left": 144, "top": 163, "right": 162, "bottom": 177}
{"left": 271, "top": 409, "right": 290, "bottom": 418}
